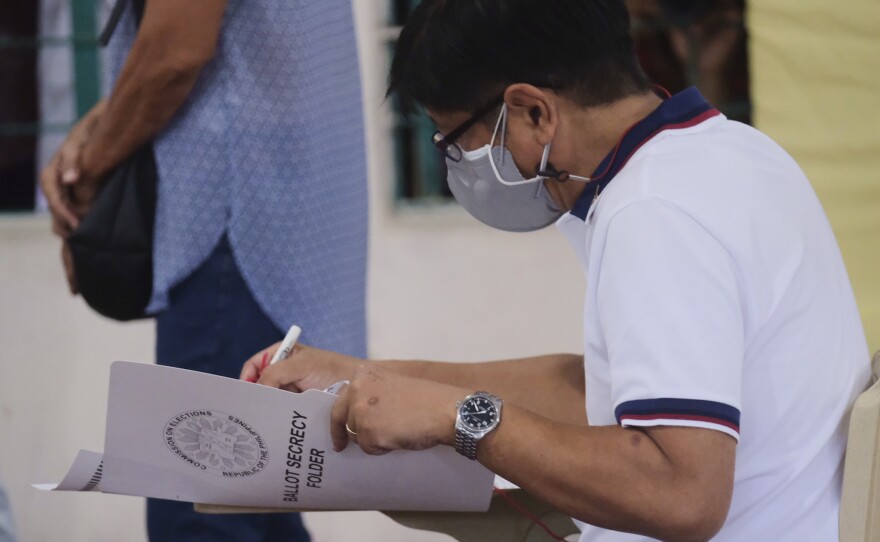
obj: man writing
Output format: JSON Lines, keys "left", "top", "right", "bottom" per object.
{"left": 243, "top": 1, "right": 870, "bottom": 540}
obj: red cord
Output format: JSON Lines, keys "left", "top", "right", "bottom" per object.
{"left": 492, "top": 487, "right": 570, "bottom": 541}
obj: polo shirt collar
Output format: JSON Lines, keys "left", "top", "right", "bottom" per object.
{"left": 568, "top": 87, "right": 720, "bottom": 221}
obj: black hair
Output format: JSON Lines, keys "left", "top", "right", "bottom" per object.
{"left": 388, "top": 0, "right": 651, "bottom": 114}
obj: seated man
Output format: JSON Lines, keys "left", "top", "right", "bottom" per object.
{"left": 242, "top": 1, "right": 870, "bottom": 540}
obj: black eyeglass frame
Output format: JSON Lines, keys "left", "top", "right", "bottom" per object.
{"left": 430, "top": 83, "right": 563, "bottom": 162}
{"left": 431, "top": 93, "right": 505, "bottom": 162}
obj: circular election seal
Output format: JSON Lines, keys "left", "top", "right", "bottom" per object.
{"left": 164, "top": 410, "right": 269, "bottom": 477}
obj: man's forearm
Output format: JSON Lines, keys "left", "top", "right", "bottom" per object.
{"left": 377, "top": 354, "right": 587, "bottom": 425}
{"left": 77, "top": 0, "right": 227, "bottom": 182}
{"left": 477, "top": 407, "right": 734, "bottom": 542}
{"left": 79, "top": 40, "right": 206, "bottom": 180}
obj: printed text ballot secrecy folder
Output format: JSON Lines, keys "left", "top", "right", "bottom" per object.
{"left": 35, "top": 361, "right": 494, "bottom": 512}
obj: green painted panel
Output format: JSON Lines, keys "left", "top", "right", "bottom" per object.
{"left": 70, "top": 0, "right": 101, "bottom": 118}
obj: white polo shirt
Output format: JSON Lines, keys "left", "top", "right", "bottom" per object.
{"left": 556, "top": 88, "right": 871, "bottom": 541}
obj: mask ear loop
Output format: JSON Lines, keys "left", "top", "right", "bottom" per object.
{"left": 499, "top": 105, "right": 507, "bottom": 167}
{"left": 533, "top": 145, "right": 553, "bottom": 197}
{"left": 498, "top": 106, "right": 546, "bottom": 200}
{"left": 488, "top": 104, "right": 590, "bottom": 186}
{"left": 538, "top": 144, "right": 552, "bottom": 174}
{"left": 489, "top": 105, "right": 548, "bottom": 187}
{"left": 534, "top": 143, "right": 591, "bottom": 183}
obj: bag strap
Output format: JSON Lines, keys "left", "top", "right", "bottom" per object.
{"left": 99, "top": 0, "right": 147, "bottom": 46}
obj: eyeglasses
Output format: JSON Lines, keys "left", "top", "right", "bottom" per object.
{"left": 431, "top": 93, "right": 505, "bottom": 162}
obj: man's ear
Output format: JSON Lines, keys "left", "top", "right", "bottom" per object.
{"left": 503, "top": 84, "right": 558, "bottom": 145}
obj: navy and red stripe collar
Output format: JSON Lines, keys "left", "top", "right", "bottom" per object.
{"left": 569, "top": 87, "right": 721, "bottom": 221}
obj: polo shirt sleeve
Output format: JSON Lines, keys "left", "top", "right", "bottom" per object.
{"left": 596, "top": 197, "right": 744, "bottom": 441}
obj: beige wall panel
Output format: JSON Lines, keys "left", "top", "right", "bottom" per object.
{"left": 750, "top": 0, "right": 880, "bottom": 351}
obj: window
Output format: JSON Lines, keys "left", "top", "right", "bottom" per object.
{"left": 0, "top": 1, "right": 39, "bottom": 211}
{"left": 385, "top": 1, "right": 452, "bottom": 206}
{"left": 0, "top": 0, "right": 103, "bottom": 212}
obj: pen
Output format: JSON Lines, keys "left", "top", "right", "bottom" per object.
{"left": 246, "top": 324, "right": 301, "bottom": 383}
{"left": 270, "top": 324, "right": 302, "bottom": 365}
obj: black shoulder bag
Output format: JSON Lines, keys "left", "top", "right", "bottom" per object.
{"left": 68, "top": 0, "right": 156, "bottom": 321}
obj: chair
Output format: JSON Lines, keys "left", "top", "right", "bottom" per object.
{"left": 840, "top": 350, "right": 880, "bottom": 542}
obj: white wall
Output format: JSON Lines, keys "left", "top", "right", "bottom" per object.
{"left": 0, "top": 2, "right": 585, "bottom": 541}
{"left": 0, "top": 216, "right": 154, "bottom": 542}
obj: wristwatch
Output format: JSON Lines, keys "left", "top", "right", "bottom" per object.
{"left": 454, "top": 391, "right": 504, "bottom": 460}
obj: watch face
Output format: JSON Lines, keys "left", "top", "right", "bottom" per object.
{"left": 460, "top": 396, "right": 499, "bottom": 431}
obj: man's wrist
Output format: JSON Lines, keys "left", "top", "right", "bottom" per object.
{"left": 77, "top": 142, "right": 109, "bottom": 186}
{"left": 451, "top": 390, "right": 503, "bottom": 459}
{"left": 440, "top": 388, "right": 473, "bottom": 447}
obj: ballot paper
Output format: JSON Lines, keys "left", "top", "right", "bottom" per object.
{"left": 37, "top": 361, "right": 495, "bottom": 512}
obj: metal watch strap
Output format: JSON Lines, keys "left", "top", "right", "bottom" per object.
{"left": 454, "top": 429, "right": 479, "bottom": 460}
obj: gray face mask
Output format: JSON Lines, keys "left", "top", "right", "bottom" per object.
{"left": 447, "top": 145, "right": 564, "bottom": 232}
{"left": 445, "top": 105, "right": 590, "bottom": 233}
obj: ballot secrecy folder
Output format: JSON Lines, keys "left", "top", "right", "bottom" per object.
{"left": 34, "top": 361, "right": 494, "bottom": 512}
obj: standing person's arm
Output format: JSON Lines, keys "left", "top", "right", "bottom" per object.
{"left": 40, "top": 0, "right": 227, "bottom": 228}
{"left": 39, "top": 0, "right": 227, "bottom": 292}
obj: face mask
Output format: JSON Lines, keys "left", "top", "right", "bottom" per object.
{"left": 445, "top": 105, "right": 589, "bottom": 232}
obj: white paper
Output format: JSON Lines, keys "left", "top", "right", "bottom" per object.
{"left": 33, "top": 449, "right": 104, "bottom": 492}
{"left": 37, "top": 361, "right": 494, "bottom": 512}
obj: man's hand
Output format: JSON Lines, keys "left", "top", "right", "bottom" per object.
{"left": 39, "top": 100, "right": 107, "bottom": 238}
{"left": 39, "top": 152, "right": 79, "bottom": 238}
{"left": 240, "top": 343, "right": 363, "bottom": 392}
{"left": 329, "top": 364, "right": 467, "bottom": 455}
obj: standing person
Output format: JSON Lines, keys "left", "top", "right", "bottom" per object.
{"left": 39, "top": 1, "right": 367, "bottom": 541}
{"left": 243, "top": 1, "right": 871, "bottom": 541}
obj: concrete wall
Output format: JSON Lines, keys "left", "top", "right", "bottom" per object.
{"left": 0, "top": 3, "right": 586, "bottom": 541}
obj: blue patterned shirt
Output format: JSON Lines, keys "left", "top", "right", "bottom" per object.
{"left": 107, "top": 1, "right": 367, "bottom": 356}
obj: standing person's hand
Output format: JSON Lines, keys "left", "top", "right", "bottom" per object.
{"left": 240, "top": 343, "right": 363, "bottom": 391}
{"left": 39, "top": 100, "right": 107, "bottom": 238}
{"left": 329, "top": 364, "right": 468, "bottom": 455}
